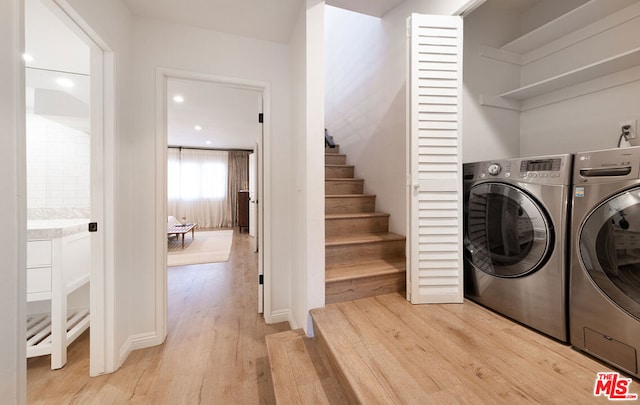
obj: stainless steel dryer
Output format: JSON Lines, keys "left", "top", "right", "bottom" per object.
{"left": 463, "top": 154, "right": 573, "bottom": 342}
{"left": 571, "top": 147, "right": 640, "bottom": 378}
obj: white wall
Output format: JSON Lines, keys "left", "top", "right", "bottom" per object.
{"left": 26, "top": 114, "right": 90, "bottom": 212}
{"left": 130, "top": 17, "right": 294, "bottom": 330}
{"left": 324, "top": 0, "right": 473, "bottom": 234}
{"left": 290, "top": 5, "right": 306, "bottom": 331}
{"left": 462, "top": 1, "right": 521, "bottom": 162}
{"left": 288, "top": 0, "right": 326, "bottom": 334}
{"left": 0, "top": 0, "right": 27, "bottom": 401}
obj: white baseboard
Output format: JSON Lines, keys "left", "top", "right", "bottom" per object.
{"left": 269, "top": 308, "right": 289, "bottom": 325}
{"left": 117, "top": 331, "right": 162, "bottom": 369}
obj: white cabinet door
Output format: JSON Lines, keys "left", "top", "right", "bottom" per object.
{"left": 407, "top": 14, "right": 464, "bottom": 304}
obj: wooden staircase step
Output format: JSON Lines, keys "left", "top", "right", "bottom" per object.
{"left": 325, "top": 212, "right": 390, "bottom": 236}
{"left": 325, "top": 179, "right": 364, "bottom": 195}
{"left": 325, "top": 153, "right": 347, "bottom": 165}
{"left": 325, "top": 145, "right": 340, "bottom": 154}
{"left": 326, "top": 258, "right": 406, "bottom": 282}
{"left": 325, "top": 194, "right": 376, "bottom": 214}
{"left": 266, "top": 329, "right": 348, "bottom": 404}
{"left": 324, "top": 179, "right": 364, "bottom": 195}
{"left": 325, "top": 164, "right": 355, "bottom": 179}
{"left": 325, "top": 259, "right": 406, "bottom": 304}
{"left": 325, "top": 232, "right": 405, "bottom": 267}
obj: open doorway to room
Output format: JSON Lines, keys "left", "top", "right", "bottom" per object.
{"left": 165, "top": 78, "right": 261, "bottom": 267}
{"left": 158, "top": 72, "right": 270, "bottom": 327}
{"left": 24, "top": 0, "right": 114, "bottom": 389}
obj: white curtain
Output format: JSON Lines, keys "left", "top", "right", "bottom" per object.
{"left": 168, "top": 148, "right": 229, "bottom": 228}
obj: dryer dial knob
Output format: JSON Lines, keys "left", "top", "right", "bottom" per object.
{"left": 487, "top": 163, "right": 502, "bottom": 176}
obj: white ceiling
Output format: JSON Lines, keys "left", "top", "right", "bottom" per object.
{"left": 123, "top": 0, "right": 303, "bottom": 44}
{"left": 123, "top": 0, "right": 412, "bottom": 45}
{"left": 167, "top": 79, "right": 262, "bottom": 150}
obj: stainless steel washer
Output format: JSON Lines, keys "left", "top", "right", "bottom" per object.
{"left": 463, "top": 154, "right": 573, "bottom": 342}
{"left": 571, "top": 147, "right": 640, "bottom": 378}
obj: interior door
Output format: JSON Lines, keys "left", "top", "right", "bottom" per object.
{"left": 248, "top": 151, "right": 257, "bottom": 252}
{"left": 407, "top": 14, "right": 463, "bottom": 304}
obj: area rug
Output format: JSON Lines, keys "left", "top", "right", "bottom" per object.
{"left": 167, "top": 230, "right": 233, "bottom": 267}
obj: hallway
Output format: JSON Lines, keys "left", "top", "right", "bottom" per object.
{"left": 27, "top": 230, "right": 290, "bottom": 404}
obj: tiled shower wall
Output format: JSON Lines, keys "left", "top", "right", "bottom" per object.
{"left": 26, "top": 113, "right": 90, "bottom": 218}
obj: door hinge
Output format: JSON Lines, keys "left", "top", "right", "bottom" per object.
{"left": 258, "top": 113, "right": 264, "bottom": 123}
{"left": 259, "top": 274, "right": 264, "bottom": 285}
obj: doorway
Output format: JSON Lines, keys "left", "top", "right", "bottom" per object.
{"left": 156, "top": 69, "right": 272, "bottom": 337}
{"left": 24, "top": 0, "right": 113, "bottom": 377}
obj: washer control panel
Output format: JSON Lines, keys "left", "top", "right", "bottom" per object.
{"left": 463, "top": 154, "right": 572, "bottom": 186}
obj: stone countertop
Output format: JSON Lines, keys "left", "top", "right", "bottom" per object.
{"left": 27, "top": 219, "right": 89, "bottom": 239}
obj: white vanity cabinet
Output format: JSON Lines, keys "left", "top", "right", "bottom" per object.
{"left": 26, "top": 220, "right": 91, "bottom": 370}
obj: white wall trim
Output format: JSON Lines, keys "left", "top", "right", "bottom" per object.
{"left": 117, "top": 332, "right": 158, "bottom": 366}
{"left": 272, "top": 309, "right": 292, "bottom": 327}
{"left": 155, "top": 68, "right": 275, "bottom": 340}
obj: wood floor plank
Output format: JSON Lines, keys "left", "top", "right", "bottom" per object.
{"left": 313, "top": 293, "right": 618, "bottom": 404}
{"left": 27, "top": 229, "right": 289, "bottom": 404}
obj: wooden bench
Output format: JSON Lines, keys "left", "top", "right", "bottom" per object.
{"left": 168, "top": 223, "right": 197, "bottom": 248}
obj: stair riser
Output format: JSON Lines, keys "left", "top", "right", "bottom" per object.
{"left": 325, "top": 181, "right": 364, "bottom": 195}
{"left": 325, "top": 273, "right": 406, "bottom": 305}
{"left": 325, "top": 166, "right": 355, "bottom": 179}
{"left": 325, "top": 216, "right": 389, "bottom": 236}
{"left": 325, "top": 240, "right": 405, "bottom": 267}
{"left": 326, "top": 196, "right": 376, "bottom": 214}
{"left": 325, "top": 154, "right": 347, "bottom": 165}
{"left": 325, "top": 145, "right": 340, "bottom": 154}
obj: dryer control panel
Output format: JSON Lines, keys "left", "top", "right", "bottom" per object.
{"left": 464, "top": 154, "right": 572, "bottom": 186}
{"left": 574, "top": 146, "right": 640, "bottom": 184}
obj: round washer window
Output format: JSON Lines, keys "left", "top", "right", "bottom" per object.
{"left": 579, "top": 187, "right": 640, "bottom": 321}
{"left": 464, "top": 182, "right": 553, "bottom": 278}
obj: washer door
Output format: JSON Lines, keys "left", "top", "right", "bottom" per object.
{"left": 579, "top": 187, "right": 640, "bottom": 321}
{"left": 464, "top": 182, "right": 553, "bottom": 278}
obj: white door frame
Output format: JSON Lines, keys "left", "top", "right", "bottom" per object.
{"left": 155, "top": 68, "right": 272, "bottom": 335}
{"left": 33, "top": 0, "right": 117, "bottom": 375}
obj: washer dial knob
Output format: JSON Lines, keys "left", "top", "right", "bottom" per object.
{"left": 487, "top": 163, "right": 502, "bottom": 176}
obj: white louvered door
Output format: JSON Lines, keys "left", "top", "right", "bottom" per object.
{"left": 407, "top": 14, "right": 463, "bottom": 304}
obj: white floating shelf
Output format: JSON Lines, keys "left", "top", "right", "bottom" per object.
{"left": 500, "top": 47, "right": 640, "bottom": 101}
{"left": 501, "top": 0, "right": 638, "bottom": 54}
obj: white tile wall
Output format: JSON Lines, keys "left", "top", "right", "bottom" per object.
{"left": 26, "top": 114, "right": 90, "bottom": 211}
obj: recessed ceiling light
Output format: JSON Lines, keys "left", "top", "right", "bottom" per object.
{"left": 23, "top": 53, "right": 34, "bottom": 62}
{"left": 206, "top": 141, "right": 212, "bottom": 145}
{"left": 173, "top": 95, "right": 184, "bottom": 103}
{"left": 56, "top": 78, "right": 74, "bottom": 88}
{"left": 194, "top": 125, "right": 202, "bottom": 131}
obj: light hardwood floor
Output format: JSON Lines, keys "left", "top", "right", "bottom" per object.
{"left": 27, "top": 229, "right": 289, "bottom": 404}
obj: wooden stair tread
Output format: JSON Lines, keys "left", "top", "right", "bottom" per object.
{"left": 326, "top": 259, "right": 406, "bottom": 282}
{"left": 325, "top": 164, "right": 354, "bottom": 168}
{"left": 325, "top": 178, "right": 363, "bottom": 182}
{"left": 325, "top": 212, "right": 389, "bottom": 220}
{"left": 325, "top": 232, "right": 405, "bottom": 246}
{"left": 325, "top": 194, "right": 375, "bottom": 198}
{"left": 266, "top": 329, "right": 348, "bottom": 404}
